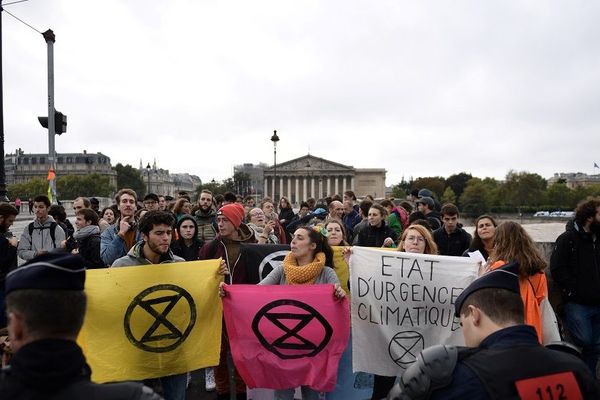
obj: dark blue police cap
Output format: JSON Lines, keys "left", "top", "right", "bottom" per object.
{"left": 454, "top": 261, "right": 520, "bottom": 317}
{"left": 5, "top": 253, "right": 86, "bottom": 294}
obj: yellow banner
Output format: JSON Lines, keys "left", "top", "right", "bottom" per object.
{"left": 78, "top": 260, "right": 223, "bottom": 383}
{"left": 332, "top": 246, "right": 350, "bottom": 295}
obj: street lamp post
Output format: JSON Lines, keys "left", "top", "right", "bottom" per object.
{"left": 146, "top": 163, "right": 151, "bottom": 194}
{"left": 270, "top": 130, "right": 280, "bottom": 200}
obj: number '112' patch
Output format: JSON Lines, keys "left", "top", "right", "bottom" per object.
{"left": 515, "top": 371, "right": 582, "bottom": 400}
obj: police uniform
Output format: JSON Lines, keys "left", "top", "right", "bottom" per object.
{"left": 389, "top": 262, "right": 600, "bottom": 400}
{"left": 0, "top": 253, "right": 163, "bottom": 400}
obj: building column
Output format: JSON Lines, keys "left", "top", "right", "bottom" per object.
{"left": 310, "top": 177, "right": 315, "bottom": 198}
{"left": 335, "top": 176, "right": 339, "bottom": 195}
{"left": 351, "top": 176, "right": 355, "bottom": 191}
{"left": 303, "top": 176, "right": 307, "bottom": 201}
{"left": 263, "top": 178, "right": 268, "bottom": 200}
{"left": 287, "top": 176, "right": 292, "bottom": 201}
{"left": 327, "top": 177, "right": 331, "bottom": 197}
{"left": 295, "top": 177, "right": 299, "bottom": 204}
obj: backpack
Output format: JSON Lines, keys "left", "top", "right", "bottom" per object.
{"left": 28, "top": 221, "right": 58, "bottom": 248}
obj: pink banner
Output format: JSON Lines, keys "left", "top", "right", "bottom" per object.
{"left": 223, "top": 284, "right": 350, "bottom": 392}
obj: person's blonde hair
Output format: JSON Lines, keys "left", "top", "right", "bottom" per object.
{"left": 489, "top": 221, "right": 546, "bottom": 277}
{"left": 398, "top": 224, "right": 438, "bottom": 255}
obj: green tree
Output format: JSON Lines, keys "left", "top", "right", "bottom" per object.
{"left": 7, "top": 177, "right": 48, "bottom": 200}
{"left": 195, "top": 180, "right": 228, "bottom": 200}
{"left": 57, "top": 174, "right": 113, "bottom": 200}
{"left": 460, "top": 178, "right": 492, "bottom": 216}
{"left": 440, "top": 187, "right": 457, "bottom": 205}
{"left": 499, "top": 170, "right": 547, "bottom": 209}
{"left": 391, "top": 177, "right": 413, "bottom": 199}
{"left": 546, "top": 182, "right": 572, "bottom": 209}
{"left": 115, "top": 163, "right": 145, "bottom": 198}
{"left": 445, "top": 172, "right": 472, "bottom": 202}
{"left": 412, "top": 176, "right": 446, "bottom": 199}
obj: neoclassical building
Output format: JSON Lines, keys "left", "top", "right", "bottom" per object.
{"left": 263, "top": 154, "right": 386, "bottom": 204}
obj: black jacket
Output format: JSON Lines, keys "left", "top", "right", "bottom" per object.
{"left": 0, "top": 339, "right": 162, "bottom": 399}
{"left": 78, "top": 234, "right": 104, "bottom": 268}
{"left": 428, "top": 326, "right": 599, "bottom": 399}
{"left": 433, "top": 225, "right": 472, "bottom": 256}
{"left": 0, "top": 233, "right": 18, "bottom": 283}
{"left": 356, "top": 222, "right": 397, "bottom": 247}
{"left": 550, "top": 221, "right": 600, "bottom": 305}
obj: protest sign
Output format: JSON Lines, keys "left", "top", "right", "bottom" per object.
{"left": 78, "top": 260, "right": 222, "bottom": 382}
{"left": 223, "top": 284, "right": 350, "bottom": 392}
{"left": 349, "top": 247, "right": 479, "bottom": 376}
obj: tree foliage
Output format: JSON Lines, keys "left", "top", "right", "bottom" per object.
{"left": 412, "top": 177, "right": 445, "bottom": 199}
{"left": 115, "top": 163, "right": 145, "bottom": 198}
{"left": 445, "top": 172, "right": 472, "bottom": 202}
{"left": 7, "top": 174, "right": 113, "bottom": 201}
{"left": 440, "top": 187, "right": 457, "bottom": 205}
{"left": 57, "top": 174, "right": 113, "bottom": 199}
{"left": 500, "top": 170, "right": 547, "bottom": 208}
{"left": 7, "top": 177, "right": 48, "bottom": 200}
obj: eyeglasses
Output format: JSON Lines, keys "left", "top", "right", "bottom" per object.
{"left": 405, "top": 235, "right": 425, "bottom": 243}
{"left": 250, "top": 212, "right": 265, "bottom": 217}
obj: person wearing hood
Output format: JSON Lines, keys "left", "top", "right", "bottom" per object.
{"left": 170, "top": 214, "right": 203, "bottom": 261}
{"left": 433, "top": 203, "right": 472, "bottom": 256}
{"left": 198, "top": 202, "right": 256, "bottom": 400}
{"left": 111, "top": 210, "right": 187, "bottom": 399}
{"left": 17, "top": 195, "right": 66, "bottom": 261}
{"left": 551, "top": 197, "right": 600, "bottom": 374}
{"left": 65, "top": 208, "right": 104, "bottom": 268}
{"left": 380, "top": 199, "right": 409, "bottom": 239}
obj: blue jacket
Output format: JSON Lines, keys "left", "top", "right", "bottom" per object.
{"left": 100, "top": 222, "right": 141, "bottom": 266}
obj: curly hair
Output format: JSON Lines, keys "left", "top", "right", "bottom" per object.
{"left": 575, "top": 197, "right": 600, "bottom": 227}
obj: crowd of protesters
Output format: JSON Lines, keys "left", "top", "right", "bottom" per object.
{"left": 1, "top": 187, "right": 600, "bottom": 399}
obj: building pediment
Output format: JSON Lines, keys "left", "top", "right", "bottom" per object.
{"left": 266, "top": 154, "right": 354, "bottom": 173}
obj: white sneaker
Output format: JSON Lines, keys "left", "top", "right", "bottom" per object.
{"left": 205, "top": 368, "right": 216, "bottom": 392}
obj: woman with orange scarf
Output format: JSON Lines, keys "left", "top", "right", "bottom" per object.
{"left": 487, "top": 221, "right": 554, "bottom": 343}
{"left": 259, "top": 225, "right": 345, "bottom": 399}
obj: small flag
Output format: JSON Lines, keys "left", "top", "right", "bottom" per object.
{"left": 47, "top": 167, "right": 56, "bottom": 204}
{"left": 595, "top": 162, "right": 599, "bottom": 169}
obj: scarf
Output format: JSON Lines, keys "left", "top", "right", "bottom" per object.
{"left": 73, "top": 225, "right": 100, "bottom": 240}
{"left": 283, "top": 251, "right": 325, "bottom": 285}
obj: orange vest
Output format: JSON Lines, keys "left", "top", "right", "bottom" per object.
{"left": 490, "top": 260, "right": 546, "bottom": 343}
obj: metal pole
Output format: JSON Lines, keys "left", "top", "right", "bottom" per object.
{"left": 43, "top": 30, "right": 56, "bottom": 203}
{"left": 0, "top": 7, "right": 8, "bottom": 202}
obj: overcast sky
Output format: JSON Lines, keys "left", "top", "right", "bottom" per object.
{"left": 3, "top": 0, "right": 599, "bottom": 186}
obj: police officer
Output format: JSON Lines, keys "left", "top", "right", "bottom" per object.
{"left": 389, "top": 262, "right": 600, "bottom": 399}
{"left": 0, "top": 253, "right": 162, "bottom": 399}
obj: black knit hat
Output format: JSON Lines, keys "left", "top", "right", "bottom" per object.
{"left": 5, "top": 253, "right": 86, "bottom": 294}
{"left": 454, "top": 261, "right": 520, "bottom": 317}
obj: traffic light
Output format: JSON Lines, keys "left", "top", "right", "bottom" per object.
{"left": 38, "top": 110, "right": 67, "bottom": 135}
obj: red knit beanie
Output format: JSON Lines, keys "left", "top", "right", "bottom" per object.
{"left": 217, "top": 203, "right": 245, "bottom": 229}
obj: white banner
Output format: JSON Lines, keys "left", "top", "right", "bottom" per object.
{"left": 349, "top": 247, "right": 479, "bottom": 376}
